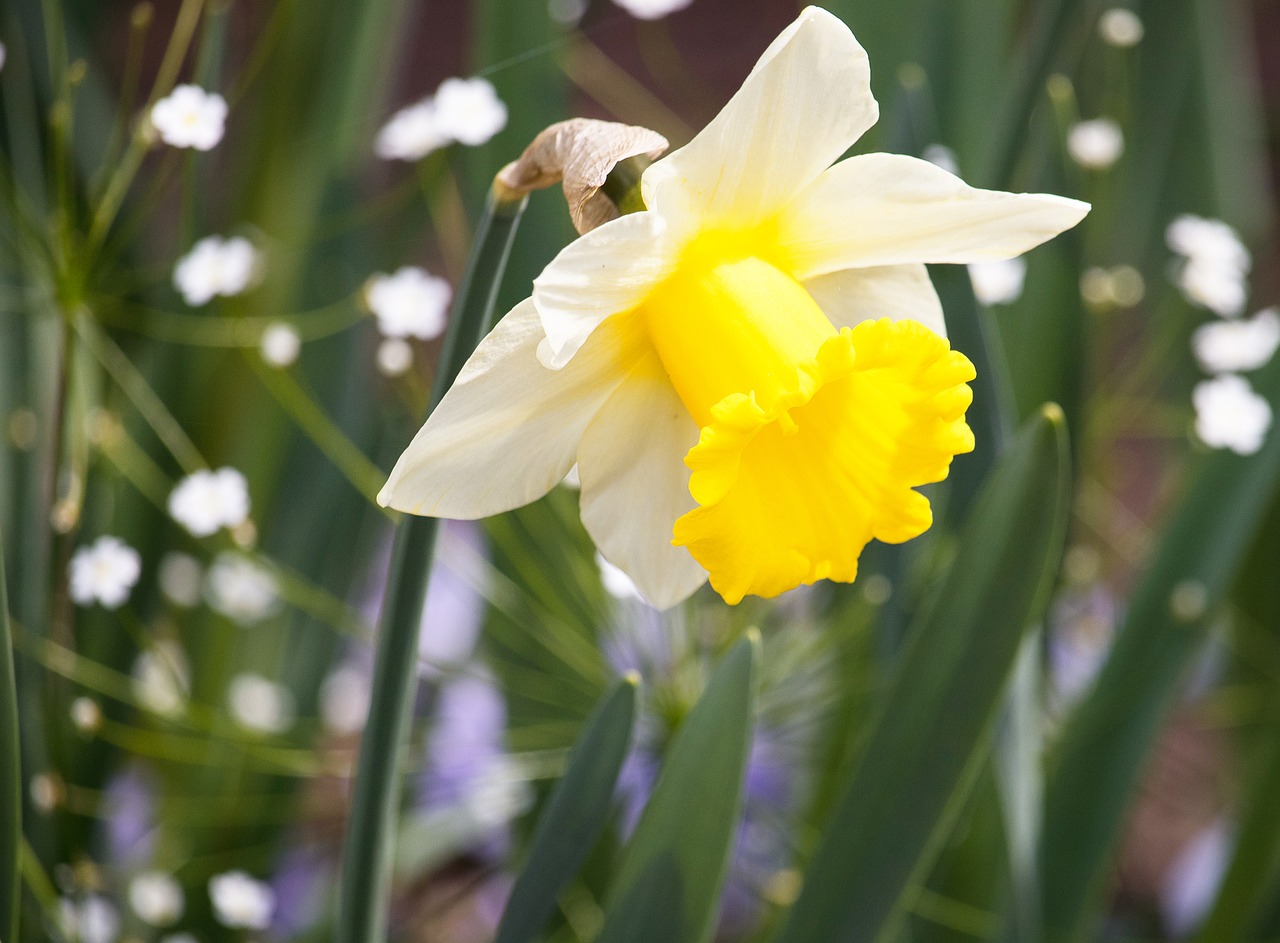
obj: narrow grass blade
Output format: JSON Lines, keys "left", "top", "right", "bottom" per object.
{"left": 0, "top": 535, "right": 19, "bottom": 943}
{"left": 495, "top": 676, "right": 639, "bottom": 943}
{"left": 335, "top": 187, "right": 527, "bottom": 943}
{"left": 1040, "top": 354, "right": 1280, "bottom": 943}
{"left": 596, "top": 631, "right": 760, "bottom": 943}
{"left": 776, "top": 405, "right": 1070, "bottom": 943}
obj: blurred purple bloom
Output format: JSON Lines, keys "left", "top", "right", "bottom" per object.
{"left": 101, "top": 764, "right": 157, "bottom": 864}
{"left": 268, "top": 842, "right": 329, "bottom": 940}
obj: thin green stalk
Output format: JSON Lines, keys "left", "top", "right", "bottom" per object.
{"left": 1, "top": 534, "right": 20, "bottom": 943}
{"left": 335, "top": 183, "right": 527, "bottom": 943}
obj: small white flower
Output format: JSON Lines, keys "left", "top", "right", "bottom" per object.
{"left": 1067, "top": 118, "right": 1124, "bottom": 170}
{"left": 173, "top": 236, "right": 260, "bottom": 306}
{"left": 1192, "top": 308, "right": 1280, "bottom": 374}
{"left": 168, "top": 467, "right": 251, "bottom": 537}
{"left": 209, "top": 871, "right": 275, "bottom": 930}
{"left": 1166, "top": 215, "right": 1250, "bottom": 271}
{"left": 968, "top": 257, "right": 1027, "bottom": 306}
{"left": 1193, "top": 374, "right": 1272, "bottom": 455}
{"left": 228, "top": 673, "right": 295, "bottom": 734}
{"left": 365, "top": 267, "right": 451, "bottom": 339}
{"left": 260, "top": 322, "right": 301, "bottom": 367}
{"left": 376, "top": 338, "right": 414, "bottom": 377}
{"left": 69, "top": 536, "right": 141, "bottom": 609}
{"left": 611, "top": 0, "right": 695, "bottom": 19}
{"left": 375, "top": 99, "right": 448, "bottom": 161}
{"left": 205, "top": 552, "right": 280, "bottom": 625}
{"left": 30, "top": 773, "right": 61, "bottom": 812}
{"left": 158, "top": 552, "right": 204, "bottom": 608}
{"left": 319, "top": 664, "right": 370, "bottom": 735}
{"left": 598, "top": 552, "right": 645, "bottom": 602}
{"left": 70, "top": 697, "right": 102, "bottom": 733}
{"left": 62, "top": 895, "right": 120, "bottom": 943}
{"left": 150, "top": 84, "right": 227, "bottom": 150}
{"left": 1098, "top": 8, "right": 1144, "bottom": 47}
{"left": 921, "top": 143, "right": 959, "bottom": 176}
{"left": 1178, "top": 257, "right": 1249, "bottom": 318}
{"left": 132, "top": 641, "right": 191, "bottom": 717}
{"left": 129, "top": 871, "right": 184, "bottom": 927}
{"left": 431, "top": 77, "right": 508, "bottom": 146}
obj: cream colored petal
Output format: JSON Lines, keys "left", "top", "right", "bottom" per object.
{"left": 379, "top": 300, "right": 640, "bottom": 518}
{"left": 532, "top": 211, "right": 674, "bottom": 369}
{"left": 776, "top": 153, "right": 1090, "bottom": 277}
{"left": 804, "top": 264, "right": 947, "bottom": 339}
{"left": 577, "top": 355, "right": 707, "bottom": 610}
{"left": 641, "top": 6, "right": 877, "bottom": 232}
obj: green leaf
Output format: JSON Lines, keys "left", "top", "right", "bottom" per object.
{"left": 597, "top": 632, "right": 760, "bottom": 943}
{"left": 495, "top": 676, "right": 639, "bottom": 943}
{"left": 776, "top": 405, "right": 1071, "bottom": 943}
{"left": 1, "top": 535, "right": 19, "bottom": 943}
{"left": 1040, "top": 351, "right": 1280, "bottom": 943}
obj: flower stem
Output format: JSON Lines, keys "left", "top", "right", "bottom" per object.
{"left": 334, "top": 182, "right": 527, "bottom": 943}
{"left": 0, "top": 531, "right": 19, "bottom": 943}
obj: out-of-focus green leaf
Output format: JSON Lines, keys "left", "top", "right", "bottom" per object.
{"left": 1040, "top": 352, "right": 1280, "bottom": 943}
{"left": 0, "top": 535, "right": 19, "bottom": 943}
{"left": 495, "top": 676, "right": 639, "bottom": 943}
{"left": 596, "top": 632, "right": 759, "bottom": 943}
{"left": 776, "top": 405, "right": 1070, "bottom": 943}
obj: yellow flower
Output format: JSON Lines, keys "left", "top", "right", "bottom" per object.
{"left": 379, "top": 7, "right": 1089, "bottom": 608}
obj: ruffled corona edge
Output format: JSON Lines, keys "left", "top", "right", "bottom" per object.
{"left": 672, "top": 317, "right": 976, "bottom": 604}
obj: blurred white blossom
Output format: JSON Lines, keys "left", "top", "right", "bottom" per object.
{"left": 209, "top": 871, "right": 275, "bottom": 930}
{"left": 158, "top": 552, "right": 203, "bottom": 608}
{"left": 376, "top": 338, "right": 414, "bottom": 376}
{"left": 376, "top": 77, "right": 506, "bottom": 160}
{"left": 69, "top": 536, "right": 141, "bottom": 609}
{"left": 1167, "top": 215, "right": 1250, "bottom": 269}
{"left": 320, "top": 664, "right": 371, "bottom": 735}
{"left": 612, "top": 0, "right": 694, "bottom": 19}
{"left": 365, "top": 267, "right": 451, "bottom": 339}
{"left": 173, "top": 236, "right": 260, "bottom": 306}
{"left": 260, "top": 322, "right": 301, "bottom": 367}
{"left": 1192, "top": 308, "right": 1280, "bottom": 374}
{"left": 1161, "top": 819, "right": 1232, "bottom": 938}
{"left": 228, "top": 673, "right": 296, "bottom": 734}
{"left": 70, "top": 697, "right": 102, "bottom": 733}
{"left": 375, "top": 100, "right": 447, "bottom": 161}
{"left": 1193, "top": 374, "right": 1272, "bottom": 455}
{"left": 968, "top": 257, "right": 1027, "bottom": 306}
{"left": 1098, "top": 8, "right": 1143, "bottom": 47}
{"left": 1067, "top": 118, "right": 1123, "bottom": 170}
{"left": 205, "top": 553, "right": 281, "bottom": 625}
{"left": 129, "top": 871, "right": 184, "bottom": 927}
{"left": 150, "top": 84, "right": 227, "bottom": 150}
{"left": 1178, "top": 258, "right": 1249, "bottom": 318}
{"left": 132, "top": 641, "right": 191, "bottom": 717}
{"left": 168, "top": 467, "right": 250, "bottom": 537}
{"left": 59, "top": 895, "right": 120, "bottom": 943}
{"left": 1167, "top": 215, "right": 1250, "bottom": 317}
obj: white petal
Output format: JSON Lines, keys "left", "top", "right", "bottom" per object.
{"left": 641, "top": 7, "right": 877, "bottom": 231}
{"left": 577, "top": 356, "right": 706, "bottom": 609}
{"left": 775, "top": 153, "right": 1090, "bottom": 277}
{"left": 803, "top": 264, "right": 946, "bottom": 339}
{"left": 532, "top": 212, "right": 674, "bottom": 368}
{"left": 379, "top": 300, "right": 641, "bottom": 517}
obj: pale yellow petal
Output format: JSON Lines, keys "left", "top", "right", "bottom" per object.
{"left": 532, "top": 211, "right": 675, "bottom": 368}
{"left": 641, "top": 6, "right": 877, "bottom": 232}
{"left": 379, "top": 300, "right": 641, "bottom": 517}
{"left": 577, "top": 354, "right": 707, "bottom": 609}
{"left": 776, "top": 154, "right": 1090, "bottom": 277}
{"left": 803, "top": 264, "right": 946, "bottom": 339}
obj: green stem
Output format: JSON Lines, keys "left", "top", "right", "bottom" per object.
{"left": 335, "top": 184, "right": 527, "bottom": 943}
{"left": 1, "top": 531, "right": 17, "bottom": 943}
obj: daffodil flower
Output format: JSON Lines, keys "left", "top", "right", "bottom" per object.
{"left": 379, "top": 7, "right": 1088, "bottom": 607}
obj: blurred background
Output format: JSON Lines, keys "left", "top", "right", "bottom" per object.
{"left": 2, "top": 0, "right": 1280, "bottom": 941}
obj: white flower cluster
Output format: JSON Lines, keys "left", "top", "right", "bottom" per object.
{"left": 612, "top": 0, "right": 695, "bottom": 19}
{"left": 150, "top": 84, "right": 227, "bottom": 150}
{"left": 969, "top": 257, "right": 1027, "bottom": 307}
{"left": 173, "top": 235, "right": 260, "bottom": 306}
{"left": 69, "top": 536, "right": 141, "bottom": 609}
{"left": 1168, "top": 215, "right": 1274, "bottom": 455}
{"left": 208, "top": 870, "right": 275, "bottom": 929}
{"left": 364, "top": 266, "right": 453, "bottom": 376}
{"left": 168, "top": 467, "right": 251, "bottom": 537}
{"left": 375, "top": 77, "right": 507, "bottom": 162}
{"left": 1068, "top": 118, "right": 1123, "bottom": 171}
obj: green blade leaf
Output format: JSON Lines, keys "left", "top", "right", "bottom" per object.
{"left": 495, "top": 676, "right": 640, "bottom": 943}
{"left": 777, "top": 405, "right": 1071, "bottom": 943}
{"left": 0, "top": 534, "right": 18, "bottom": 943}
{"left": 597, "top": 631, "right": 760, "bottom": 943}
{"left": 1040, "top": 355, "right": 1280, "bottom": 943}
